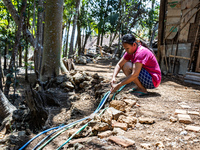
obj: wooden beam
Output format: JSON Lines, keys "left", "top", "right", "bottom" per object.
{"left": 169, "top": 55, "right": 190, "bottom": 60}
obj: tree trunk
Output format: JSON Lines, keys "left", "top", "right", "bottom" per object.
{"left": 0, "top": 90, "right": 16, "bottom": 122}
{"left": 18, "top": 44, "right": 22, "bottom": 67}
{"left": 150, "top": 22, "right": 158, "bottom": 48}
{"left": 64, "top": 19, "right": 71, "bottom": 58}
{"left": 82, "top": 31, "right": 91, "bottom": 53}
{"left": 77, "top": 12, "right": 82, "bottom": 55}
{"left": 149, "top": 0, "right": 155, "bottom": 42}
{"left": 40, "top": 0, "right": 67, "bottom": 82}
{"left": 35, "top": 0, "right": 44, "bottom": 79}
{"left": 4, "top": 13, "right": 9, "bottom": 70}
{"left": 100, "top": 31, "right": 104, "bottom": 46}
{"left": 69, "top": 0, "right": 81, "bottom": 58}
{"left": 157, "top": 0, "right": 166, "bottom": 62}
{"left": 0, "top": 55, "right": 3, "bottom": 91}
{"left": 96, "top": 30, "right": 100, "bottom": 48}
{"left": 25, "top": 38, "right": 28, "bottom": 81}
{"left": 4, "top": 0, "right": 27, "bottom": 96}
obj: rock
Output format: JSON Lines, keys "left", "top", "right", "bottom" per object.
{"left": 118, "top": 115, "right": 137, "bottom": 128}
{"left": 112, "top": 120, "right": 128, "bottom": 131}
{"left": 108, "top": 136, "right": 136, "bottom": 148}
{"left": 69, "top": 137, "right": 91, "bottom": 145}
{"left": 138, "top": 117, "right": 155, "bottom": 124}
{"left": 110, "top": 100, "right": 127, "bottom": 112}
{"left": 60, "top": 81, "right": 74, "bottom": 89}
{"left": 18, "top": 131, "right": 26, "bottom": 138}
{"left": 98, "top": 131, "right": 113, "bottom": 139}
{"left": 69, "top": 70, "right": 77, "bottom": 76}
{"left": 68, "top": 95, "right": 79, "bottom": 101}
{"left": 185, "top": 125, "right": 200, "bottom": 132}
{"left": 155, "top": 142, "right": 165, "bottom": 149}
{"left": 126, "top": 111, "right": 137, "bottom": 117}
{"left": 180, "top": 105, "right": 191, "bottom": 109}
{"left": 8, "top": 134, "right": 20, "bottom": 144}
{"left": 89, "top": 113, "right": 101, "bottom": 122}
{"left": 84, "top": 75, "right": 93, "bottom": 81}
{"left": 98, "top": 123, "right": 111, "bottom": 132}
{"left": 91, "top": 122, "right": 111, "bottom": 132}
{"left": 55, "top": 75, "right": 66, "bottom": 84}
{"left": 169, "top": 116, "right": 177, "bottom": 122}
{"left": 67, "top": 129, "right": 81, "bottom": 138}
{"left": 112, "top": 128, "right": 125, "bottom": 136}
{"left": 188, "top": 111, "right": 199, "bottom": 116}
{"left": 101, "top": 109, "right": 113, "bottom": 125}
{"left": 76, "top": 56, "right": 87, "bottom": 64}
{"left": 177, "top": 114, "right": 192, "bottom": 124}
{"left": 92, "top": 73, "right": 100, "bottom": 79}
{"left": 105, "top": 107, "right": 124, "bottom": 121}
{"left": 122, "top": 99, "right": 136, "bottom": 107}
{"left": 175, "top": 109, "right": 187, "bottom": 115}
{"left": 74, "top": 143, "right": 85, "bottom": 150}
{"left": 180, "top": 131, "right": 188, "bottom": 135}
{"left": 140, "top": 143, "right": 152, "bottom": 149}
{"left": 73, "top": 72, "right": 84, "bottom": 84}
{"left": 79, "top": 81, "right": 90, "bottom": 89}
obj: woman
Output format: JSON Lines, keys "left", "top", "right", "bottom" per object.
{"left": 110, "top": 34, "right": 161, "bottom": 96}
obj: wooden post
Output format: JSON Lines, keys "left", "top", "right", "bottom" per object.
{"left": 188, "top": 21, "right": 200, "bottom": 71}
{"left": 157, "top": 0, "right": 166, "bottom": 62}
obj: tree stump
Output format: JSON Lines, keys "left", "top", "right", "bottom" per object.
{"left": 24, "top": 87, "right": 48, "bottom": 131}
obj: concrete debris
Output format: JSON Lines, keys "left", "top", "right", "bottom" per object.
{"left": 111, "top": 120, "right": 128, "bottom": 131}
{"left": 110, "top": 100, "right": 127, "bottom": 112}
{"left": 185, "top": 125, "right": 200, "bottom": 132}
{"left": 108, "top": 136, "right": 136, "bottom": 148}
{"left": 117, "top": 115, "right": 137, "bottom": 128}
{"left": 177, "top": 114, "right": 192, "bottom": 124}
{"left": 138, "top": 117, "right": 155, "bottom": 124}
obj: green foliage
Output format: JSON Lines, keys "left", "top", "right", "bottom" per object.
{"left": 0, "top": 1, "right": 16, "bottom": 55}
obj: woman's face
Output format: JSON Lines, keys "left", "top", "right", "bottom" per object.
{"left": 123, "top": 42, "right": 137, "bottom": 54}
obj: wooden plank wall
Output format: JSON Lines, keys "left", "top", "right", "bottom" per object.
{"left": 161, "top": 0, "right": 200, "bottom": 75}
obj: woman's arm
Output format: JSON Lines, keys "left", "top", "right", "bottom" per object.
{"left": 110, "top": 57, "right": 128, "bottom": 87}
{"left": 110, "top": 62, "right": 143, "bottom": 93}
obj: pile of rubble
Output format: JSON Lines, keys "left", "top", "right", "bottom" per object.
{"left": 66, "top": 98, "right": 161, "bottom": 149}
{"left": 75, "top": 44, "right": 121, "bottom": 65}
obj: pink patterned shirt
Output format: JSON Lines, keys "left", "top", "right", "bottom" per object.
{"left": 123, "top": 45, "right": 161, "bottom": 87}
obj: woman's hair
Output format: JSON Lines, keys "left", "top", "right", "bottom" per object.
{"left": 122, "top": 33, "right": 155, "bottom": 55}
{"left": 122, "top": 34, "right": 136, "bottom": 44}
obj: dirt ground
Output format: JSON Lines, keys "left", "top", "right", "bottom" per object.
{"left": 2, "top": 59, "right": 200, "bottom": 150}
{"left": 74, "top": 60, "right": 200, "bottom": 150}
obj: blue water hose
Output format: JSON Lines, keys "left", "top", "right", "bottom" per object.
{"left": 19, "top": 125, "right": 65, "bottom": 150}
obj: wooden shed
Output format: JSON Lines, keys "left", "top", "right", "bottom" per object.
{"left": 157, "top": 0, "right": 200, "bottom": 84}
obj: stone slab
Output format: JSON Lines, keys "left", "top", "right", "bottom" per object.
{"left": 108, "top": 136, "right": 135, "bottom": 147}
{"left": 185, "top": 125, "right": 200, "bottom": 132}
{"left": 175, "top": 109, "right": 187, "bottom": 115}
{"left": 188, "top": 111, "right": 199, "bottom": 116}
{"left": 178, "top": 114, "right": 192, "bottom": 124}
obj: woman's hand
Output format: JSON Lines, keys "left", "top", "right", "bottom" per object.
{"left": 110, "top": 77, "right": 116, "bottom": 88}
{"left": 110, "top": 83, "right": 120, "bottom": 94}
